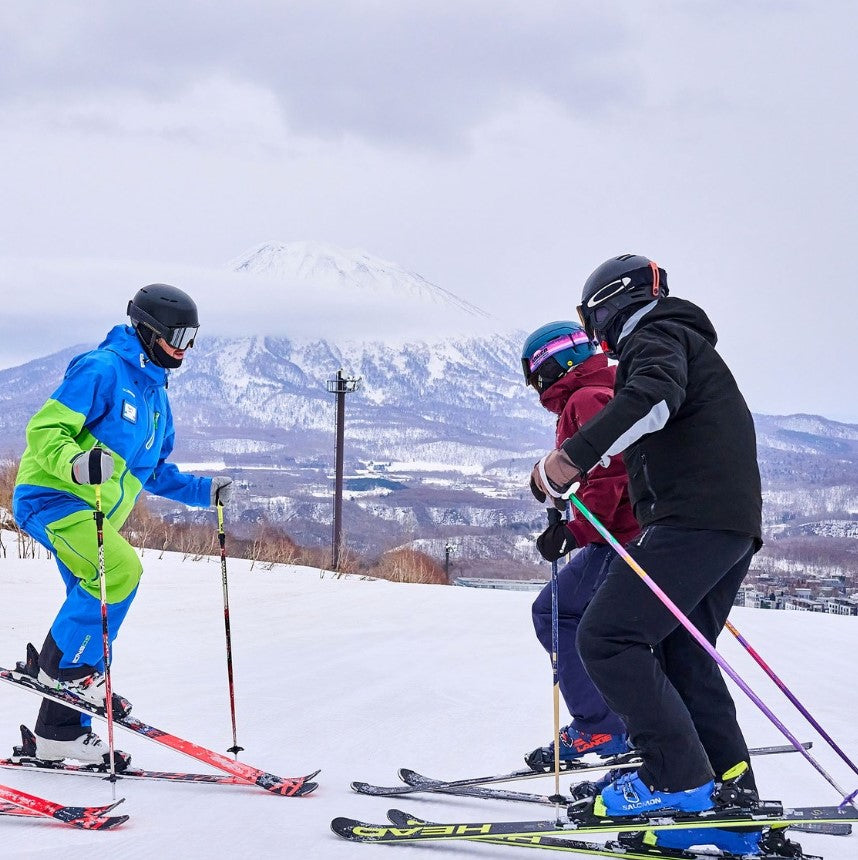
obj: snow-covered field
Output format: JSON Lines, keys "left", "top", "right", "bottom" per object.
{"left": 0, "top": 532, "right": 855, "bottom": 858}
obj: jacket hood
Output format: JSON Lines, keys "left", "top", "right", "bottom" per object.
{"left": 99, "top": 325, "right": 168, "bottom": 384}
{"left": 539, "top": 352, "right": 614, "bottom": 415}
{"left": 617, "top": 297, "right": 718, "bottom": 354}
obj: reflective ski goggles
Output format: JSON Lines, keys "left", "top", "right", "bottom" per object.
{"left": 523, "top": 331, "right": 591, "bottom": 381}
{"left": 129, "top": 303, "right": 199, "bottom": 349}
{"left": 163, "top": 325, "right": 199, "bottom": 349}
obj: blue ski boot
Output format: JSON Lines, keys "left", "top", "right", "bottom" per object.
{"left": 595, "top": 770, "right": 715, "bottom": 816}
{"left": 525, "top": 725, "right": 630, "bottom": 771}
{"left": 568, "top": 768, "right": 627, "bottom": 802}
{"left": 619, "top": 827, "right": 803, "bottom": 858}
{"left": 646, "top": 827, "right": 763, "bottom": 854}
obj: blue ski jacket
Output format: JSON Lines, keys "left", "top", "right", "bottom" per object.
{"left": 13, "top": 325, "right": 211, "bottom": 534}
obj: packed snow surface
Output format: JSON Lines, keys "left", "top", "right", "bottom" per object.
{"left": 0, "top": 533, "right": 855, "bottom": 858}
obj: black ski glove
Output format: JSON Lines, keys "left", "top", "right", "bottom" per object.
{"left": 536, "top": 520, "right": 578, "bottom": 562}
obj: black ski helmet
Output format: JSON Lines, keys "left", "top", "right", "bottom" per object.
{"left": 577, "top": 254, "right": 668, "bottom": 345}
{"left": 128, "top": 284, "right": 199, "bottom": 352}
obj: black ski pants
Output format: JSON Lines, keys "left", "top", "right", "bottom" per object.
{"left": 576, "top": 525, "right": 756, "bottom": 792}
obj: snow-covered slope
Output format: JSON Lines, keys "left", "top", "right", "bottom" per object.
{"left": 0, "top": 532, "right": 855, "bottom": 858}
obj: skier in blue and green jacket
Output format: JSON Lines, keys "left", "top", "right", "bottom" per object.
{"left": 13, "top": 283, "right": 234, "bottom": 766}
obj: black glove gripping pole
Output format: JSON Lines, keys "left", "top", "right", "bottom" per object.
{"left": 218, "top": 502, "right": 244, "bottom": 758}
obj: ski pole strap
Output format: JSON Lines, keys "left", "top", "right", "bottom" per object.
{"left": 217, "top": 502, "right": 225, "bottom": 548}
{"left": 94, "top": 485, "right": 104, "bottom": 529}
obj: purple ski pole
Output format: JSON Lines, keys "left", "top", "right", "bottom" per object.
{"left": 725, "top": 619, "right": 858, "bottom": 780}
{"left": 566, "top": 491, "right": 857, "bottom": 809}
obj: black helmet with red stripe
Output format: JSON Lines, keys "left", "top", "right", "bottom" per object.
{"left": 577, "top": 254, "right": 668, "bottom": 351}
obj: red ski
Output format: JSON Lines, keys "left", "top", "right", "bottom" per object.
{"left": 1, "top": 725, "right": 251, "bottom": 787}
{"left": 0, "top": 783, "right": 128, "bottom": 829}
{"left": 0, "top": 646, "right": 318, "bottom": 797}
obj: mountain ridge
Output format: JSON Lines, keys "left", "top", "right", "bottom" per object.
{"left": 228, "top": 239, "right": 492, "bottom": 328}
{"left": 1, "top": 241, "right": 855, "bottom": 572}
{"left": 1, "top": 336, "right": 856, "bottom": 570}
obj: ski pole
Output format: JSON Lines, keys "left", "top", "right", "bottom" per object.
{"left": 725, "top": 618, "right": 858, "bottom": 779}
{"left": 565, "top": 490, "right": 858, "bottom": 809}
{"left": 94, "top": 485, "right": 118, "bottom": 796}
{"left": 218, "top": 502, "right": 243, "bottom": 758}
{"left": 546, "top": 507, "right": 563, "bottom": 820}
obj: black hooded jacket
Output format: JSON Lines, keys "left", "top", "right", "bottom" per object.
{"left": 562, "top": 297, "right": 762, "bottom": 544}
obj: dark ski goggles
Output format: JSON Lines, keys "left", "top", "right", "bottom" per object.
{"left": 577, "top": 302, "right": 614, "bottom": 341}
{"left": 577, "top": 264, "right": 664, "bottom": 341}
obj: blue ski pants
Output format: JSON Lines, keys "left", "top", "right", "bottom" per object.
{"left": 20, "top": 506, "right": 141, "bottom": 738}
{"left": 531, "top": 543, "right": 626, "bottom": 735}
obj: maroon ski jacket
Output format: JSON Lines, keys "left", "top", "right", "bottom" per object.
{"left": 539, "top": 353, "right": 640, "bottom": 548}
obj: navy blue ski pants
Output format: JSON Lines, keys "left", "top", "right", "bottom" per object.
{"left": 532, "top": 543, "right": 626, "bottom": 735}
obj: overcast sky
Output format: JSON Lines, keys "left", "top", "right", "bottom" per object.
{"left": 1, "top": 1, "right": 856, "bottom": 421}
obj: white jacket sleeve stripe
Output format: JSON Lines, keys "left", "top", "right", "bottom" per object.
{"left": 604, "top": 399, "right": 671, "bottom": 457}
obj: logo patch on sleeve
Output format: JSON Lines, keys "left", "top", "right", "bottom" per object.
{"left": 122, "top": 401, "right": 138, "bottom": 423}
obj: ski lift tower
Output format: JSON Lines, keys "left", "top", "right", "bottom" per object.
{"left": 326, "top": 368, "right": 362, "bottom": 570}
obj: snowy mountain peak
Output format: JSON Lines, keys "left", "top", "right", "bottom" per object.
{"left": 228, "top": 240, "right": 490, "bottom": 319}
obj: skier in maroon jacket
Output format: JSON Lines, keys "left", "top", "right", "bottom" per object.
{"left": 521, "top": 321, "right": 640, "bottom": 770}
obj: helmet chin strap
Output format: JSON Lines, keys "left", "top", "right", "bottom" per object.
{"left": 133, "top": 324, "right": 182, "bottom": 369}
{"left": 152, "top": 341, "right": 183, "bottom": 369}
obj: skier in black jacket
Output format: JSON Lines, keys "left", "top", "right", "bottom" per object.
{"left": 530, "top": 255, "right": 764, "bottom": 855}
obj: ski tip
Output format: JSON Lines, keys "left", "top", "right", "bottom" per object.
{"left": 72, "top": 813, "right": 130, "bottom": 830}
{"left": 295, "top": 781, "right": 318, "bottom": 797}
{"left": 330, "top": 816, "right": 359, "bottom": 837}
{"left": 259, "top": 771, "right": 322, "bottom": 796}
{"left": 387, "top": 809, "right": 421, "bottom": 826}
{"left": 397, "top": 768, "right": 429, "bottom": 785}
{"left": 331, "top": 816, "right": 400, "bottom": 842}
{"left": 348, "top": 780, "right": 410, "bottom": 796}
{"left": 385, "top": 808, "right": 429, "bottom": 828}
